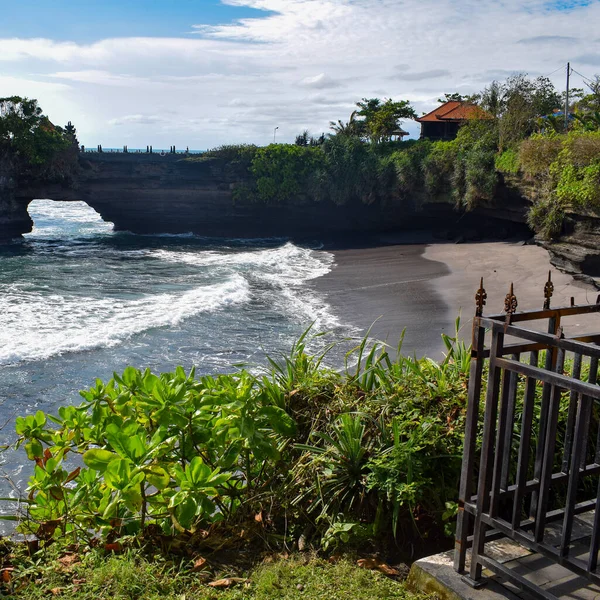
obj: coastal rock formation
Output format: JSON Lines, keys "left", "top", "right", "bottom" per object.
{"left": 0, "top": 156, "right": 34, "bottom": 240}
{"left": 3, "top": 152, "right": 520, "bottom": 241}
{"left": 540, "top": 212, "right": 600, "bottom": 289}
{"left": 6, "top": 150, "right": 600, "bottom": 291}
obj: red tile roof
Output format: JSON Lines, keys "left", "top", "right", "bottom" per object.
{"left": 416, "top": 101, "right": 491, "bottom": 123}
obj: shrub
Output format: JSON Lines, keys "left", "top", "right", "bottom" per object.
{"left": 495, "top": 148, "right": 520, "bottom": 175}
{"left": 250, "top": 144, "right": 323, "bottom": 203}
{"left": 519, "top": 135, "right": 562, "bottom": 176}
{"left": 12, "top": 330, "right": 472, "bottom": 553}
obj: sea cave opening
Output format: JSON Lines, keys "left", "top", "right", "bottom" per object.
{"left": 25, "top": 199, "right": 114, "bottom": 240}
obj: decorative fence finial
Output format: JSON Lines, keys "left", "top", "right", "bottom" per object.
{"left": 475, "top": 277, "right": 487, "bottom": 317}
{"left": 504, "top": 282, "right": 518, "bottom": 315}
{"left": 544, "top": 270, "right": 554, "bottom": 310}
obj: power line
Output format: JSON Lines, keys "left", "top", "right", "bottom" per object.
{"left": 571, "top": 67, "right": 595, "bottom": 85}
{"left": 543, "top": 65, "right": 567, "bottom": 78}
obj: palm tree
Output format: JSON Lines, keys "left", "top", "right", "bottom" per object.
{"left": 329, "top": 111, "right": 362, "bottom": 137}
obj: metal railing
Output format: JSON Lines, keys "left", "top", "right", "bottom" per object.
{"left": 455, "top": 275, "right": 600, "bottom": 600}
{"left": 80, "top": 147, "right": 204, "bottom": 155}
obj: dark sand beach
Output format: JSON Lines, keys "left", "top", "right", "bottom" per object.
{"left": 313, "top": 240, "right": 600, "bottom": 358}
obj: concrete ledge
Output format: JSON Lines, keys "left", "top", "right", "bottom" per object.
{"left": 407, "top": 550, "right": 522, "bottom": 600}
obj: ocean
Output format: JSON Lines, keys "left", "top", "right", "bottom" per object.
{"left": 0, "top": 199, "right": 347, "bottom": 499}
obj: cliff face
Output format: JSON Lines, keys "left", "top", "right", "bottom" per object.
{"left": 0, "top": 156, "right": 33, "bottom": 241}
{"left": 5, "top": 152, "right": 522, "bottom": 241}
{"left": 540, "top": 213, "right": 600, "bottom": 288}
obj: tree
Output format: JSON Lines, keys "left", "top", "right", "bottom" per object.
{"left": 329, "top": 110, "right": 363, "bottom": 138}
{"left": 0, "top": 96, "right": 70, "bottom": 166}
{"left": 481, "top": 81, "right": 502, "bottom": 118}
{"left": 495, "top": 74, "right": 562, "bottom": 149}
{"left": 355, "top": 98, "right": 416, "bottom": 143}
{"left": 437, "top": 92, "right": 481, "bottom": 104}
{"left": 295, "top": 130, "right": 309, "bottom": 146}
{"left": 576, "top": 75, "right": 600, "bottom": 114}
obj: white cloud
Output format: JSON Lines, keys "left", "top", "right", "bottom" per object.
{"left": 0, "top": 0, "right": 599, "bottom": 147}
{"left": 299, "top": 73, "right": 342, "bottom": 89}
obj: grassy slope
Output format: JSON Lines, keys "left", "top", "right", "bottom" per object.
{"left": 8, "top": 550, "right": 425, "bottom": 600}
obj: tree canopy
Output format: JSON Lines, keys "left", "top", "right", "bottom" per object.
{"left": 0, "top": 96, "right": 72, "bottom": 167}
{"left": 355, "top": 98, "right": 416, "bottom": 143}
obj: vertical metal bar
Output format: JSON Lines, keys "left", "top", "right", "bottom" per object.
{"left": 561, "top": 356, "right": 597, "bottom": 558}
{"left": 560, "top": 390, "right": 589, "bottom": 557}
{"left": 469, "top": 329, "right": 504, "bottom": 582}
{"left": 500, "top": 353, "right": 520, "bottom": 491}
{"left": 531, "top": 315, "right": 560, "bottom": 518}
{"left": 587, "top": 475, "right": 600, "bottom": 572}
{"left": 562, "top": 352, "right": 582, "bottom": 473}
{"left": 512, "top": 351, "right": 539, "bottom": 530}
{"left": 534, "top": 348, "right": 566, "bottom": 542}
{"left": 454, "top": 320, "right": 486, "bottom": 573}
{"left": 490, "top": 367, "right": 513, "bottom": 518}
{"left": 579, "top": 356, "right": 598, "bottom": 469}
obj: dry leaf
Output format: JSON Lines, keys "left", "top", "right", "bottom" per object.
{"left": 58, "top": 554, "right": 80, "bottom": 570}
{"left": 357, "top": 558, "right": 399, "bottom": 577}
{"left": 191, "top": 557, "right": 207, "bottom": 572}
{"left": 50, "top": 587, "right": 63, "bottom": 596}
{"left": 1, "top": 568, "right": 13, "bottom": 582}
{"left": 104, "top": 542, "right": 122, "bottom": 553}
{"left": 208, "top": 577, "right": 248, "bottom": 588}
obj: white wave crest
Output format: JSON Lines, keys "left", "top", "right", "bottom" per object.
{"left": 151, "top": 243, "right": 340, "bottom": 330}
{"left": 0, "top": 275, "right": 250, "bottom": 365}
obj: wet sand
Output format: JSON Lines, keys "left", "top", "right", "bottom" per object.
{"left": 313, "top": 240, "right": 600, "bottom": 359}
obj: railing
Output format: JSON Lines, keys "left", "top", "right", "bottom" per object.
{"left": 80, "top": 147, "right": 204, "bottom": 155}
{"left": 455, "top": 275, "right": 600, "bottom": 600}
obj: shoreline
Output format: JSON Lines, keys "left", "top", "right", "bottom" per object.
{"left": 313, "top": 239, "right": 600, "bottom": 359}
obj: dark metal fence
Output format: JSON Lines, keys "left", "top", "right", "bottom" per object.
{"left": 455, "top": 275, "right": 600, "bottom": 600}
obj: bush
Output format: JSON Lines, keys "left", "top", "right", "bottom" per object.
{"left": 495, "top": 148, "right": 520, "bottom": 175}
{"left": 519, "top": 135, "right": 562, "bottom": 176}
{"left": 250, "top": 144, "right": 323, "bottom": 203}
{"left": 12, "top": 329, "right": 471, "bottom": 554}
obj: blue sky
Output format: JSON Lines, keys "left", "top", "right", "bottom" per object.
{"left": 0, "top": 1, "right": 272, "bottom": 42}
{"left": 1, "top": 0, "right": 599, "bottom": 148}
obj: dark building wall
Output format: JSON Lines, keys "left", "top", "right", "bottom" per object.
{"left": 420, "top": 121, "right": 460, "bottom": 141}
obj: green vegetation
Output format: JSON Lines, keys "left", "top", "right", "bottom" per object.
{"left": 3, "top": 548, "right": 421, "bottom": 599}
{"left": 0, "top": 96, "right": 78, "bottom": 181}
{"left": 3, "top": 325, "right": 474, "bottom": 597}
{"left": 11, "top": 327, "right": 469, "bottom": 552}
{"left": 4, "top": 324, "right": 597, "bottom": 597}
{"left": 193, "top": 72, "right": 600, "bottom": 244}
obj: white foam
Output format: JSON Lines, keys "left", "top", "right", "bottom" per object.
{"left": 4, "top": 202, "right": 345, "bottom": 366}
{"left": 151, "top": 243, "right": 340, "bottom": 330}
{"left": 0, "top": 275, "right": 250, "bottom": 365}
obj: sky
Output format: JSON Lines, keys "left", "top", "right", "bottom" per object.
{"left": 1, "top": 0, "right": 600, "bottom": 149}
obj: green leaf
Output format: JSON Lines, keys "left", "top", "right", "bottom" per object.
{"left": 83, "top": 449, "right": 118, "bottom": 473}
{"left": 145, "top": 466, "right": 170, "bottom": 490}
{"left": 176, "top": 496, "right": 198, "bottom": 530}
{"left": 24, "top": 440, "right": 43, "bottom": 460}
{"left": 104, "top": 459, "right": 131, "bottom": 490}
{"left": 259, "top": 406, "right": 297, "bottom": 436}
{"left": 187, "top": 457, "right": 210, "bottom": 487}
{"left": 219, "top": 440, "right": 243, "bottom": 469}
{"left": 34, "top": 410, "right": 47, "bottom": 428}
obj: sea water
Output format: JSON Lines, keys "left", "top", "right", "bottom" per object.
{"left": 0, "top": 200, "right": 345, "bottom": 499}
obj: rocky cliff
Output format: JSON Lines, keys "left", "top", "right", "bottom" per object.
{"left": 2, "top": 152, "right": 528, "bottom": 242}
{"left": 539, "top": 212, "right": 600, "bottom": 288}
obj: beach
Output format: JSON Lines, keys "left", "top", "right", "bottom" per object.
{"left": 313, "top": 239, "right": 600, "bottom": 359}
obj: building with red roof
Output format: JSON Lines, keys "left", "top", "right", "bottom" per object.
{"left": 416, "top": 101, "right": 491, "bottom": 141}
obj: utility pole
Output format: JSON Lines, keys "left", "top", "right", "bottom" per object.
{"left": 273, "top": 126, "right": 279, "bottom": 144}
{"left": 564, "top": 62, "right": 571, "bottom": 131}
